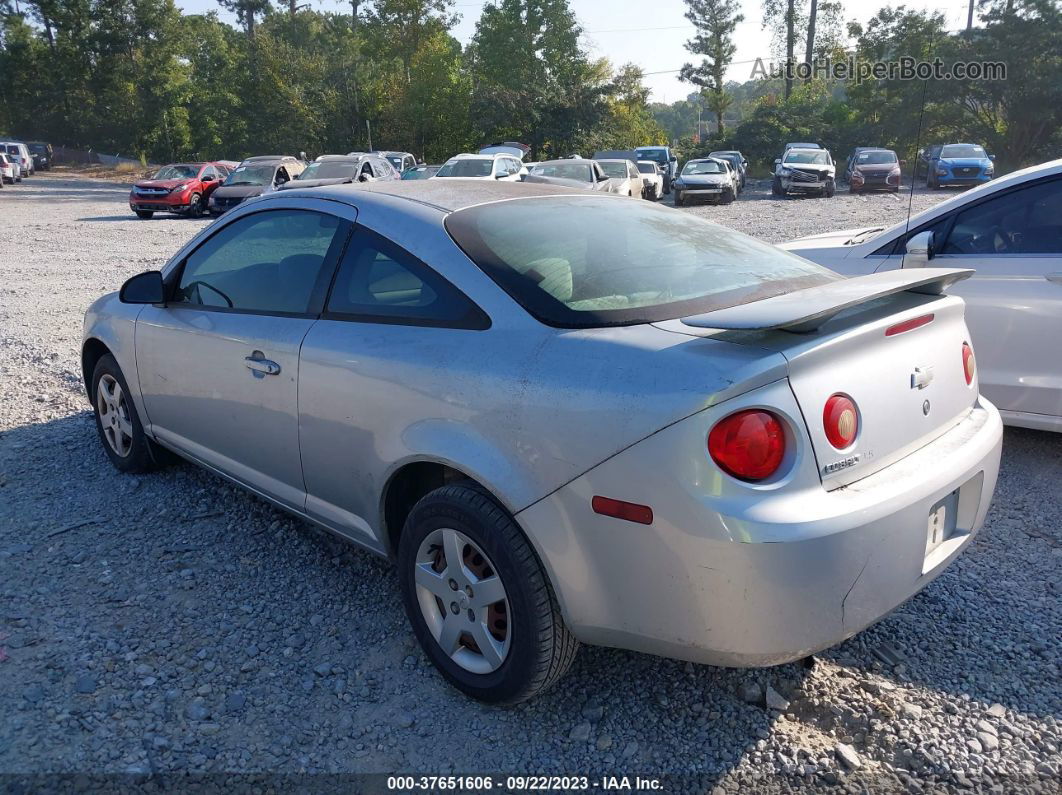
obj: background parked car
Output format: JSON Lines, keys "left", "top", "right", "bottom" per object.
{"left": 773, "top": 147, "right": 836, "bottom": 197}
{"left": 207, "top": 156, "right": 305, "bottom": 215}
{"left": 129, "top": 161, "right": 231, "bottom": 219}
{"left": 915, "top": 144, "right": 944, "bottom": 181}
{"left": 281, "top": 154, "right": 397, "bottom": 189}
{"left": 432, "top": 153, "right": 524, "bottom": 180}
{"left": 370, "top": 150, "right": 417, "bottom": 174}
{"left": 928, "top": 143, "right": 994, "bottom": 189}
{"left": 780, "top": 157, "right": 1062, "bottom": 431}
{"left": 844, "top": 148, "right": 903, "bottom": 193}
{"left": 523, "top": 159, "right": 613, "bottom": 191}
{"left": 0, "top": 152, "right": 15, "bottom": 184}
{"left": 636, "top": 161, "right": 663, "bottom": 199}
{"left": 673, "top": 158, "right": 736, "bottom": 206}
{"left": 2, "top": 142, "right": 33, "bottom": 177}
{"left": 596, "top": 159, "right": 644, "bottom": 197}
{"left": 27, "top": 141, "right": 52, "bottom": 171}
{"left": 633, "top": 146, "right": 678, "bottom": 194}
{"left": 402, "top": 164, "right": 441, "bottom": 180}
{"left": 708, "top": 150, "right": 748, "bottom": 191}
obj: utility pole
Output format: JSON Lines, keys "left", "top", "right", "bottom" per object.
{"left": 966, "top": 0, "right": 974, "bottom": 32}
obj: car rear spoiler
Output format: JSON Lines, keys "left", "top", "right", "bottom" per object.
{"left": 682, "top": 268, "right": 974, "bottom": 333}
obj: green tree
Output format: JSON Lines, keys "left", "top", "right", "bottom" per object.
{"left": 679, "top": 0, "right": 743, "bottom": 134}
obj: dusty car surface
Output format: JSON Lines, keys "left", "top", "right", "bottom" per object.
{"left": 523, "top": 159, "right": 612, "bottom": 191}
{"left": 83, "top": 181, "right": 1002, "bottom": 704}
{"left": 781, "top": 157, "right": 1062, "bottom": 432}
{"left": 595, "top": 159, "right": 644, "bottom": 197}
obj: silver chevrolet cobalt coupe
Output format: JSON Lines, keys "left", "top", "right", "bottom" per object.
{"left": 83, "top": 181, "right": 1002, "bottom": 703}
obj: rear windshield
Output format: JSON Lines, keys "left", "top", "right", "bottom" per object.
{"left": 436, "top": 159, "right": 492, "bottom": 177}
{"left": 445, "top": 196, "right": 838, "bottom": 327}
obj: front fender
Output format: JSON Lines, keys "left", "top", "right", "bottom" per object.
{"left": 82, "top": 293, "right": 148, "bottom": 421}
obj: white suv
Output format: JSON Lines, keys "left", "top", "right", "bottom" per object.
{"left": 1, "top": 142, "right": 34, "bottom": 178}
{"left": 772, "top": 147, "right": 835, "bottom": 197}
{"left": 431, "top": 153, "right": 525, "bottom": 181}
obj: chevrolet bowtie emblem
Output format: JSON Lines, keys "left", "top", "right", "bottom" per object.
{"left": 911, "top": 366, "right": 934, "bottom": 390}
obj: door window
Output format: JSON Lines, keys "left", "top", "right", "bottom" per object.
{"left": 174, "top": 210, "right": 346, "bottom": 314}
{"left": 940, "top": 178, "right": 1062, "bottom": 255}
{"left": 325, "top": 227, "right": 489, "bottom": 329}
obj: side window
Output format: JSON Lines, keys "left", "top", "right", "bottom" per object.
{"left": 174, "top": 210, "right": 346, "bottom": 314}
{"left": 325, "top": 226, "right": 489, "bottom": 329}
{"left": 372, "top": 159, "right": 390, "bottom": 179}
{"left": 872, "top": 215, "right": 952, "bottom": 256}
{"left": 201, "top": 166, "right": 217, "bottom": 181}
{"left": 361, "top": 162, "right": 374, "bottom": 180}
{"left": 940, "top": 178, "right": 1062, "bottom": 255}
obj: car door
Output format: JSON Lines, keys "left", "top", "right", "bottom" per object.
{"left": 135, "top": 205, "right": 351, "bottom": 509}
{"left": 928, "top": 176, "right": 1062, "bottom": 421}
{"left": 199, "top": 164, "right": 221, "bottom": 199}
{"left": 298, "top": 225, "right": 491, "bottom": 546}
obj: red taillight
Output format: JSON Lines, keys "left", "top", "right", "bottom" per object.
{"left": 708, "top": 410, "right": 786, "bottom": 481}
{"left": 591, "top": 496, "right": 653, "bottom": 525}
{"left": 962, "top": 342, "right": 975, "bottom": 385}
{"left": 885, "top": 314, "right": 934, "bottom": 336}
{"left": 823, "top": 394, "right": 858, "bottom": 449}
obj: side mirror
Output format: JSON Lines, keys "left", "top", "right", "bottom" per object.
{"left": 669, "top": 155, "right": 677, "bottom": 162}
{"left": 494, "top": 172, "right": 507, "bottom": 179}
{"left": 774, "top": 158, "right": 781, "bottom": 165}
{"left": 989, "top": 154, "right": 996, "bottom": 161}
{"left": 201, "top": 174, "right": 214, "bottom": 182}
{"left": 597, "top": 173, "right": 609, "bottom": 181}
{"left": 904, "top": 231, "right": 935, "bottom": 267}
{"left": 119, "top": 270, "right": 165, "bottom": 304}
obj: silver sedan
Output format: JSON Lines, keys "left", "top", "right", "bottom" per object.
{"left": 83, "top": 181, "right": 1003, "bottom": 703}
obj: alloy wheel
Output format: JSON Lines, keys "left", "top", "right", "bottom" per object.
{"left": 96, "top": 374, "right": 133, "bottom": 457}
{"left": 413, "top": 527, "right": 511, "bottom": 674}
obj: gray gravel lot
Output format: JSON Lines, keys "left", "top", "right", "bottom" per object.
{"left": 1, "top": 175, "right": 1059, "bottom": 791}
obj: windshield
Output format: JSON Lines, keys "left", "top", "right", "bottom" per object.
{"left": 298, "top": 161, "right": 357, "bottom": 180}
{"left": 530, "top": 163, "right": 592, "bottom": 182}
{"left": 402, "top": 166, "right": 436, "bottom": 180}
{"left": 153, "top": 164, "right": 199, "bottom": 180}
{"left": 599, "top": 162, "right": 629, "bottom": 178}
{"left": 941, "top": 144, "right": 987, "bottom": 159}
{"left": 784, "top": 151, "right": 830, "bottom": 165}
{"left": 445, "top": 196, "right": 838, "bottom": 327}
{"left": 855, "top": 150, "right": 897, "bottom": 165}
{"left": 436, "top": 159, "right": 492, "bottom": 177}
{"left": 386, "top": 156, "right": 404, "bottom": 170}
{"left": 634, "top": 148, "right": 668, "bottom": 164}
{"left": 29, "top": 143, "right": 49, "bottom": 154}
{"left": 224, "top": 165, "right": 275, "bottom": 186}
{"left": 636, "top": 162, "right": 657, "bottom": 174}
{"left": 682, "top": 161, "right": 723, "bottom": 175}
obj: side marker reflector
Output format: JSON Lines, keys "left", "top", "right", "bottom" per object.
{"left": 592, "top": 496, "right": 653, "bottom": 525}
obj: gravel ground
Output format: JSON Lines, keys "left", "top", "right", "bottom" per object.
{"left": 1, "top": 175, "right": 1059, "bottom": 791}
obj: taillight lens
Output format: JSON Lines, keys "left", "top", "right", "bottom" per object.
{"left": 823, "top": 394, "right": 858, "bottom": 449}
{"left": 708, "top": 410, "right": 786, "bottom": 481}
{"left": 962, "top": 342, "right": 975, "bottom": 385}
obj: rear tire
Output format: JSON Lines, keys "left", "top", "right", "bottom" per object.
{"left": 824, "top": 179, "right": 835, "bottom": 198}
{"left": 398, "top": 484, "right": 578, "bottom": 704}
{"left": 135, "top": 210, "right": 154, "bottom": 219}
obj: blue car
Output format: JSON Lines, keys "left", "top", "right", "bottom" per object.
{"left": 927, "top": 143, "right": 994, "bottom": 189}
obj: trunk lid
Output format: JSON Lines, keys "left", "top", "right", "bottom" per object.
{"left": 659, "top": 269, "right": 978, "bottom": 489}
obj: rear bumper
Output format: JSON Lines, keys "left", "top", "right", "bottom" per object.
{"left": 518, "top": 396, "right": 1002, "bottom": 666}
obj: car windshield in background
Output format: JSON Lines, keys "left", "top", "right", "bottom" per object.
{"left": 225, "top": 165, "right": 275, "bottom": 186}
{"left": 436, "top": 159, "right": 493, "bottom": 177}
{"left": 445, "top": 196, "right": 839, "bottom": 328}
{"left": 530, "top": 163, "right": 592, "bottom": 182}
{"left": 153, "top": 164, "right": 199, "bottom": 180}
{"left": 636, "top": 163, "right": 656, "bottom": 174}
{"left": 634, "top": 148, "right": 668, "bottom": 164}
{"left": 785, "top": 151, "right": 830, "bottom": 165}
{"left": 386, "top": 157, "right": 403, "bottom": 169}
{"left": 682, "top": 161, "right": 724, "bottom": 175}
{"left": 29, "top": 143, "right": 49, "bottom": 153}
{"left": 942, "top": 145, "right": 987, "bottom": 159}
{"left": 599, "top": 162, "right": 629, "bottom": 178}
{"left": 299, "top": 161, "right": 357, "bottom": 180}
{"left": 402, "top": 166, "right": 438, "bottom": 180}
{"left": 856, "top": 151, "right": 897, "bottom": 165}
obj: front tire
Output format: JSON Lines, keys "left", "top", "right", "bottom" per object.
{"left": 662, "top": 175, "right": 671, "bottom": 195}
{"left": 771, "top": 176, "right": 784, "bottom": 196}
{"left": 187, "top": 193, "right": 203, "bottom": 218}
{"left": 673, "top": 190, "right": 683, "bottom": 206}
{"left": 91, "top": 354, "right": 163, "bottom": 473}
{"left": 824, "top": 179, "right": 836, "bottom": 198}
{"left": 398, "top": 484, "right": 578, "bottom": 704}
{"left": 720, "top": 188, "right": 735, "bottom": 205}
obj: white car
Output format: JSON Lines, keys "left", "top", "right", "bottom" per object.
{"left": 636, "top": 161, "right": 663, "bottom": 199}
{"left": 0, "top": 152, "right": 16, "bottom": 184}
{"left": 781, "top": 158, "right": 1062, "bottom": 431}
{"left": 773, "top": 148, "right": 835, "bottom": 197}
{"left": 432, "top": 153, "right": 525, "bottom": 181}
{"left": 1, "top": 141, "right": 33, "bottom": 178}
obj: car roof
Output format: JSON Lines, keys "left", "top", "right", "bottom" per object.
{"left": 243, "top": 155, "right": 300, "bottom": 163}
{"left": 537, "top": 158, "right": 595, "bottom": 165}
{"left": 270, "top": 178, "right": 592, "bottom": 213}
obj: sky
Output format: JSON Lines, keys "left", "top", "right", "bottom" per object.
{"left": 177, "top": 0, "right": 977, "bottom": 103}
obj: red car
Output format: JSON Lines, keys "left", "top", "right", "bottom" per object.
{"left": 129, "top": 161, "right": 236, "bottom": 219}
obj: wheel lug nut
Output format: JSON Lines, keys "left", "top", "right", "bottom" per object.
{"left": 448, "top": 579, "right": 458, "bottom": 591}
{"left": 464, "top": 586, "right": 473, "bottom": 597}
{"left": 449, "top": 602, "right": 459, "bottom": 615}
